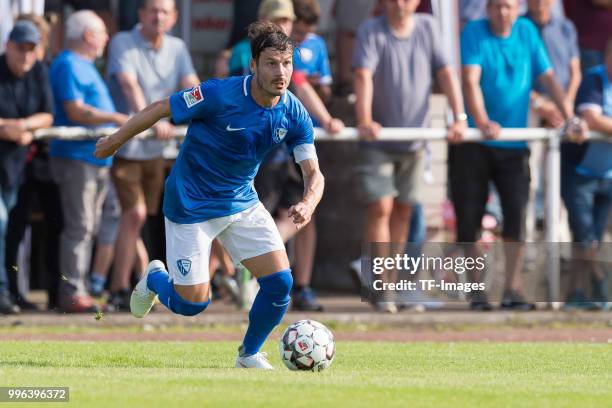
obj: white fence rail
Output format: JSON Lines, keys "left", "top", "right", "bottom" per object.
{"left": 33, "top": 126, "right": 611, "bottom": 302}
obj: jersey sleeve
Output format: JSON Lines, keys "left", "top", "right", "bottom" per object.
{"left": 285, "top": 103, "right": 315, "bottom": 161}
{"left": 575, "top": 72, "right": 603, "bottom": 115}
{"left": 169, "top": 80, "right": 219, "bottom": 124}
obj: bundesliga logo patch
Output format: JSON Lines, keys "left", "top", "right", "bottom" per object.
{"left": 183, "top": 85, "right": 203, "bottom": 108}
{"left": 176, "top": 259, "right": 192, "bottom": 276}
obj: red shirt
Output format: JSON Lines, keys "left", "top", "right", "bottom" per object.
{"left": 564, "top": 0, "right": 612, "bottom": 51}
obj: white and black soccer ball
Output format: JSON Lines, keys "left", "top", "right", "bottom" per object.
{"left": 279, "top": 319, "right": 335, "bottom": 372}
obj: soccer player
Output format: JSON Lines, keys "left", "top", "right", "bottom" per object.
{"left": 94, "top": 21, "right": 324, "bottom": 369}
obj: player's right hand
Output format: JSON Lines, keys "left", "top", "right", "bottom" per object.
{"left": 288, "top": 201, "right": 314, "bottom": 230}
{"left": 94, "top": 135, "right": 120, "bottom": 159}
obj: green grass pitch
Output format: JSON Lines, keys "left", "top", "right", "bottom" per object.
{"left": 1, "top": 341, "right": 610, "bottom": 407}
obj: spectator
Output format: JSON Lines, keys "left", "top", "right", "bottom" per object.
{"left": 334, "top": 0, "right": 378, "bottom": 95}
{"left": 527, "top": 0, "right": 581, "bottom": 127}
{"left": 0, "top": 20, "right": 54, "bottom": 314}
{"left": 5, "top": 13, "right": 60, "bottom": 311}
{"left": 453, "top": 0, "right": 579, "bottom": 310}
{"left": 49, "top": 10, "right": 127, "bottom": 313}
{"left": 105, "top": 0, "right": 199, "bottom": 311}
{"left": 292, "top": 0, "right": 333, "bottom": 104}
{"left": 88, "top": 182, "right": 121, "bottom": 298}
{"left": 561, "top": 39, "right": 612, "bottom": 310}
{"left": 525, "top": 0, "right": 581, "bottom": 227}
{"left": 353, "top": 0, "right": 466, "bottom": 313}
{"left": 460, "top": 0, "right": 564, "bottom": 27}
{"left": 563, "top": 0, "right": 612, "bottom": 71}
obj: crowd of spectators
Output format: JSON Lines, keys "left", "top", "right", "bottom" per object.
{"left": 0, "top": 0, "right": 611, "bottom": 315}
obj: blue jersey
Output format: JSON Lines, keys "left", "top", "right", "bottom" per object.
{"left": 165, "top": 75, "right": 315, "bottom": 224}
{"left": 294, "top": 33, "right": 333, "bottom": 86}
{"left": 461, "top": 18, "right": 551, "bottom": 149}
{"left": 49, "top": 50, "right": 116, "bottom": 167}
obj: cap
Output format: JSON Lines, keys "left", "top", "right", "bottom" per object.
{"left": 8, "top": 20, "right": 41, "bottom": 45}
{"left": 258, "top": 0, "right": 296, "bottom": 21}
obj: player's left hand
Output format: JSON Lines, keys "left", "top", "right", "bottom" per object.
{"left": 288, "top": 201, "right": 314, "bottom": 230}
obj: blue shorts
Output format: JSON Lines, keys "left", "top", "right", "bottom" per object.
{"left": 561, "top": 161, "right": 612, "bottom": 244}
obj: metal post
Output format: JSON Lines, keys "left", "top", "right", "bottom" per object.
{"left": 545, "top": 130, "right": 561, "bottom": 308}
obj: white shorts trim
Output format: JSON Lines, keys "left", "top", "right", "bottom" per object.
{"left": 165, "top": 203, "right": 285, "bottom": 285}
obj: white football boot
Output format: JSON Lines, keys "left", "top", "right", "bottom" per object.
{"left": 235, "top": 345, "right": 274, "bottom": 370}
{"left": 130, "top": 260, "right": 164, "bottom": 318}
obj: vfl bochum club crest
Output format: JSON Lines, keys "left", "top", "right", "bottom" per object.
{"left": 177, "top": 259, "right": 192, "bottom": 276}
{"left": 274, "top": 128, "right": 288, "bottom": 143}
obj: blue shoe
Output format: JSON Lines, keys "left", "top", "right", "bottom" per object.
{"left": 564, "top": 290, "right": 600, "bottom": 311}
{"left": 292, "top": 287, "right": 324, "bottom": 312}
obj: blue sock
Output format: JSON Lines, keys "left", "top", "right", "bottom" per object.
{"left": 242, "top": 269, "right": 293, "bottom": 356}
{"left": 147, "top": 270, "right": 210, "bottom": 316}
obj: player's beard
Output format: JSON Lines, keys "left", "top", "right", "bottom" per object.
{"left": 256, "top": 73, "right": 285, "bottom": 98}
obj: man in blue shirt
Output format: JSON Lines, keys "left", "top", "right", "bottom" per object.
{"left": 49, "top": 10, "right": 128, "bottom": 314}
{"left": 561, "top": 39, "right": 612, "bottom": 310}
{"left": 95, "top": 21, "right": 324, "bottom": 369}
{"left": 451, "top": 0, "right": 581, "bottom": 310}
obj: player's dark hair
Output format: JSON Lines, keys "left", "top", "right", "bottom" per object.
{"left": 293, "top": 0, "right": 320, "bottom": 26}
{"left": 248, "top": 21, "right": 295, "bottom": 62}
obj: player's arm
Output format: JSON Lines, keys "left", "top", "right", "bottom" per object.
{"left": 289, "top": 157, "right": 325, "bottom": 230}
{"left": 94, "top": 98, "right": 170, "bottom": 159}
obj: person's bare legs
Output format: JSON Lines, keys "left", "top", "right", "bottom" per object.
{"left": 134, "top": 237, "right": 148, "bottom": 277}
{"left": 292, "top": 219, "right": 316, "bottom": 287}
{"left": 503, "top": 239, "right": 526, "bottom": 292}
{"left": 366, "top": 196, "right": 399, "bottom": 310}
{"left": 276, "top": 208, "right": 299, "bottom": 242}
{"left": 111, "top": 204, "right": 147, "bottom": 292}
{"left": 91, "top": 243, "right": 114, "bottom": 282}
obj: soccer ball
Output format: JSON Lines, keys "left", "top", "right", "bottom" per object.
{"left": 279, "top": 319, "right": 335, "bottom": 371}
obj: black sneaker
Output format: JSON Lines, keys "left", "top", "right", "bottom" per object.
{"left": 469, "top": 291, "right": 493, "bottom": 311}
{"left": 107, "top": 289, "right": 132, "bottom": 312}
{"left": 15, "top": 296, "right": 39, "bottom": 311}
{"left": 500, "top": 289, "right": 536, "bottom": 311}
{"left": 0, "top": 293, "right": 20, "bottom": 315}
{"left": 292, "top": 287, "right": 324, "bottom": 312}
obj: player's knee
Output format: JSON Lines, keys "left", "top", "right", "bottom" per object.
{"left": 171, "top": 296, "right": 211, "bottom": 316}
{"left": 258, "top": 269, "right": 293, "bottom": 303}
{"left": 169, "top": 290, "right": 211, "bottom": 316}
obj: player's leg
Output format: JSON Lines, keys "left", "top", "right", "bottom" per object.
{"left": 130, "top": 217, "right": 227, "bottom": 317}
{"left": 218, "top": 203, "right": 290, "bottom": 368}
